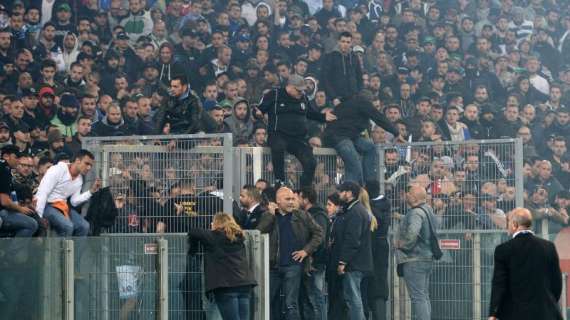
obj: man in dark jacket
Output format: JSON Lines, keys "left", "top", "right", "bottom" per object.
{"left": 321, "top": 32, "right": 363, "bottom": 106}
{"left": 236, "top": 184, "right": 269, "bottom": 230}
{"left": 155, "top": 75, "right": 204, "bottom": 134}
{"left": 323, "top": 93, "right": 398, "bottom": 185}
{"left": 92, "top": 104, "right": 131, "bottom": 137}
{"left": 329, "top": 181, "right": 373, "bottom": 320}
{"left": 256, "top": 75, "right": 336, "bottom": 188}
{"left": 489, "top": 208, "right": 562, "bottom": 320}
{"left": 298, "top": 187, "right": 329, "bottom": 320}
{"left": 256, "top": 187, "right": 323, "bottom": 320}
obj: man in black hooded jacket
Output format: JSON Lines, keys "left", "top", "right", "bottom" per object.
{"left": 321, "top": 31, "right": 363, "bottom": 106}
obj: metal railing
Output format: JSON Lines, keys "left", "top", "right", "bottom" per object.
{"left": 0, "top": 231, "right": 269, "bottom": 320}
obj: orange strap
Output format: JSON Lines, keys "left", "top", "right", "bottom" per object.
{"left": 50, "top": 200, "right": 70, "bottom": 220}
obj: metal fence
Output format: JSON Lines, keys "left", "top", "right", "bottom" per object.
{"left": 235, "top": 147, "right": 342, "bottom": 205}
{"left": 83, "top": 134, "right": 234, "bottom": 234}
{"left": 378, "top": 139, "right": 524, "bottom": 229}
{"left": 0, "top": 231, "right": 268, "bottom": 320}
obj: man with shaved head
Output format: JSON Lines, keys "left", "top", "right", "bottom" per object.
{"left": 257, "top": 187, "right": 324, "bottom": 320}
{"left": 395, "top": 184, "right": 440, "bottom": 320}
{"left": 488, "top": 208, "right": 563, "bottom": 320}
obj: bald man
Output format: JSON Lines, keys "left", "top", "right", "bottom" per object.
{"left": 257, "top": 187, "right": 324, "bottom": 320}
{"left": 395, "top": 184, "right": 440, "bottom": 320}
{"left": 488, "top": 208, "right": 563, "bottom": 320}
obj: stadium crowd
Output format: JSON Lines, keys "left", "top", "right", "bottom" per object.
{"left": 0, "top": 0, "right": 569, "bottom": 319}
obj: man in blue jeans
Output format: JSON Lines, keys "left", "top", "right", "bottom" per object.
{"left": 257, "top": 187, "right": 323, "bottom": 320}
{"left": 330, "top": 181, "right": 373, "bottom": 320}
{"left": 323, "top": 93, "right": 398, "bottom": 185}
{"left": 0, "top": 145, "right": 38, "bottom": 238}
{"left": 396, "top": 185, "right": 437, "bottom": 320}
{"left": 35, "top": 149, "right": 101, "bottom": 236}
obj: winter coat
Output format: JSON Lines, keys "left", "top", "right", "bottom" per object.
{"left": 156, "top": 88, "right": 205, "bottom": 134}
{"left": 323, "top": 95, "right": 398, "bottom": 146}
{"left": 92, "top": 116, "right": 131, "bottom": 137}
{"left": 321, "top": 49, "right": 363, "bottom": 101}
{"left": 188, "top": 230, "right": 256, "bottom": 293}
{"left": 86, "top": 187, "right": 119, "bottom": 236}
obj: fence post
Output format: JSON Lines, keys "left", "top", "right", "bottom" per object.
{"left": 252, "top": 147, "right": 263, "bottom": 184}
{"left": 260, "top": 234, "right": 270, "bottom": 320}
{"left": 101, "top": 237, "right": 110, "bottom": 320}
{"left": 472, "top": 233, "right": 482, "bottom": 320}
{"left": 223, "top": 133, "right": 234, "bottom": 214}
{"left": 63, "top": 240, "right": 75, "bottom": 320}
{"left": 514, "top": 138, "right": 524, "bottom": 208}
{"left": 562, "top": 273, "right": 568, "bottom": 320}
{"left": 157, "top": 238, "right": 169, "bottom": 320}
{"left": 378, "top": 146, "right": 385, "bottom": 195}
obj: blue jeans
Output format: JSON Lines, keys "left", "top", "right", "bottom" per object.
{"left": 43, "top": 205, "right": 90, "bottom": 236}
{"left": 0, "top": 209, "right": 38, "bottom": 237}
{"left": 342, "top": 271, "right": 366, "bottom": 320}
{"left": 270, "top": 264, "right": 302, "bottom": 320}
{"left": 334, "top": 137, "right": 378, "bottom": 184}
{"left": 301, "top": 269, "right": 327, "bottom": 320}
{"left": 214, "top": 287, "right": 251, "bottom": 320}
{"left": 403, "top": 261, "right": 434, "bottom": 320}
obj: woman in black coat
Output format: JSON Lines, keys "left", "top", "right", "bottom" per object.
{"left": 188, "top": 213, "right": 256, "bottom": 320}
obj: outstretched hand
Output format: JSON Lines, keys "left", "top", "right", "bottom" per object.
{"left": 324, "top": 110, "right": 337, "bottom": 122}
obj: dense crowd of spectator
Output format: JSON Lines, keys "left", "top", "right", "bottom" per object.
{"left": 0, "top": 0, "right": 568, "bottom": 234}
{"left": 0, "top": 1, "right": 570, "bottom": 319}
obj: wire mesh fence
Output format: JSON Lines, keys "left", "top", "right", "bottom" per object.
{"left": 379, "top": 139, "right": 524, "bottom": 230}
{"left": 237, "top": 147, "right": 342, "bottom": 205}
{"left": 83, "top": 134, "right": 234, "bottom": 234}
{"left": 0, "top": 238, "right": 64, "bottom": 320}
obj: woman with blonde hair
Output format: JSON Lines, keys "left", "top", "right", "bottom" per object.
{"left": 188, "top": 213, "right": 256, "bottom": 320}
{"left": 358, "top": 187, "right": 378, "bottom": 231}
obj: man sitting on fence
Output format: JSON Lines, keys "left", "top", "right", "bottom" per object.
{"left": 35, "top": 149, "right": 101, "bottom": 236}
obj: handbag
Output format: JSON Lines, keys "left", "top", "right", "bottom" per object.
{"left": 418, "top": 206, "right": 443, "bottom": 260}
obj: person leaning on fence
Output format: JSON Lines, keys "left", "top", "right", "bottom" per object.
{"left": 256, "top": 186, "right": 323, "bottom": 320}
{"left": 34, "top": 149, "right": 101, "bottom": 236}
{"left": 328, "top": 181, "right": 373, "bottom": 320}
{"left": 395, "top": 185, "right": 440, "bottom": 320}
{"left": 187, "top": 212, "right": 257, "bottom": 320}
{"left": 488, "top": 208, "right": 563, "bottom": 320}
{"left": 255, "top": 74, "right": 336, "bottom": 188}
{"left": 322, "top": 92, "right": 399, "bottom": 185}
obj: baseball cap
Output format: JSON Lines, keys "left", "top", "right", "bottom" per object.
{"left": 116, "top": 32, "right": 130, "bottom": 40}
{"left": 39, "top": 86, "right": 56, "bottom": 97}
{"left": 21, "top": 88, "right": 37, "bottom": 98}
{"left": 288, "top": 74, "right": 307, "bottom": 92}
{"left": 57, "top": 3, "right": 72, "bottom": 12}
{"left": 0, "top": 122, "right": 9, "bottom": 131}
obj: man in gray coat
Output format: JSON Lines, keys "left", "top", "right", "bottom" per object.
{"left": 395, "top": 185, "right": 438, "bottom": 320}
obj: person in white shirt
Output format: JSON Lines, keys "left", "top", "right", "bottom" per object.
{"left": 35, "top": 149, "right": 101, "bottom": 236}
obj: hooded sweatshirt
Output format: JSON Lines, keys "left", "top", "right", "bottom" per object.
{"left": 321, "top": 48, "right": 363, "bottom": 102}
{"left": 121, "top": 9, "right": 154, "bottom": 45}
{"left": 224, "top": 99, "right": 254, "bottom": 142}
{"left": 62, "top": 32, "right": 79, "bottom": 72}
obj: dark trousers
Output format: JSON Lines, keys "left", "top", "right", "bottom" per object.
{"left": 214, "top": 286, "right": 252, "bottom": 320}
{"left": 268, "top": 133, "right": 316, "bottom": 188}
{"left": 270, "top": 265, "right": 303, "bottom": 320}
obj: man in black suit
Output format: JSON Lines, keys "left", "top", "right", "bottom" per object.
{"left": 489, "top": 208, "right": 563, "bottom": 320}
{"left": 235, "top": 185, "right": 268, "bottom": 230}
